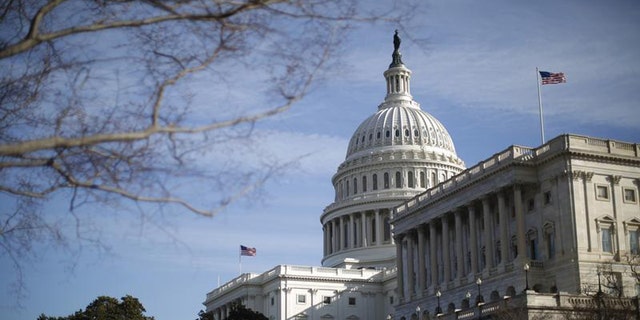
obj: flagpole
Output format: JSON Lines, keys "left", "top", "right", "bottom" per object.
{"left": 239, "top": 247, "right": 242, "bottom": 274}
{"left": 536, "top": 67, "right": 545, "bottom": 144}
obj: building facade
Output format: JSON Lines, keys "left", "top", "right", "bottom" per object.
{"left": 392, "top": 134, "right": 640, "bottom": 319}
{"left": 203, "top": 32, "right": 640, "bottom": 319}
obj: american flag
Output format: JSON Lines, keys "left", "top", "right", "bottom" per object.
{"left": 240, "top": 245, "right": 256, "bottom": 256}
{"left": 539, "top": 71, "right": 566, "bottom": 85}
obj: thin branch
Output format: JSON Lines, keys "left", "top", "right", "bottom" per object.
{"left": 0, "top": 0, "right": 283, "bottom": 59}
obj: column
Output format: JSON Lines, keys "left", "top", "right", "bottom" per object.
{"left": 361, "top": 212, "right": 368, "bottom": 247}
{"left": 396, "top": 234, "right": 405, "bottom": 301}
{"left": 430, "top": 222, "right": 438, "bottom": 288}
{"left": 455, "top": 210, "right": 464, "bottom": 280}
{"left": 331, "top": 219, "right": 338, "bottom": 253}
{"left": 375, "top": 210, "right": 382, "bottom": 246}
{"left": 498, "top": 191, "right": 509, "bottom": 266}
{"left": 469, "top": 206, "right": 478, "bottom": 275}
{"left": 482, "top": 197, "right": 494, "bottom": 271}
{"left": 322, "top": 224, "right": 329, "bottom": 256}
{"left": 406, "top": 234, "right": 415, "bottom": 298}
{"left": 339, "top": 216, "right": 345, "bottom": 250}
{"left": 350, "top": 213, "right": 356, "bottom": 249}
{"left": 417, "top": 225, "right": 426, "bottom": 296}
{"left": 609, "top": 175, "right": 624, "bottom": 254}
{"left": 514, "top": 185, "right": 526, "bottom": 263}
{"left": 442, "top": 215, "right": 451, "bottom": 284}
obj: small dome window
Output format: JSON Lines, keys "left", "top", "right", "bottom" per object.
{"left": 386, "top": 130, "right": 390, "bottom": 138}
{"left": 377, "top": 132, "right": 381, "bottom": 139}
{"left": 395, "top": 129, "right": 400, "bottom": 137}
{"left": 369, "top": 133, "right": 373, "bottom": 141}
{"left": 361, "top": 136, "right": 365, "bottom": 142}
{"left": 414, "top": 129, "right": 419, "bottom": 136}
{"left": 404, "top": 129, "right": 409, "bottom": 136}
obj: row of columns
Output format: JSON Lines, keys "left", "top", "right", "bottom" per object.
{"left": 396, "top": 185, "right": 527, "bottom": 301}
{"left": 323, "top": 210, "right": 393, "bottom": 256}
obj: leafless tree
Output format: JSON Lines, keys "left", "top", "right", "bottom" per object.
{"left": 0, "top": 0, "right": 411, "bottom": 300}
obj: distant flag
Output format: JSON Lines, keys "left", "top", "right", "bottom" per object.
{"left": 539, "top": 71, "right": 566, "bottom": 85}
{"left": 240, "top": 245, "right": 256, "bottom": 257}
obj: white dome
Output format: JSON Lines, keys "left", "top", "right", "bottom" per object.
{"left": 346, "top": 102, "right": 458, "bottom": 162}
{"left": 320, "top": 32, "right": 465, "bottom": 269}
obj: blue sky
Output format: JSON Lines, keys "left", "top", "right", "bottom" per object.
{"left": 2, "top": 1, "right": 640, "bottom": 319}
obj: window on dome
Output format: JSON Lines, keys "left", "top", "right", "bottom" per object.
{"left": 377, "top": 131, "right": 381, "bottom": 139}
{"left": 362, "top": 176, "right": 367, "bottom": 192}
{"left": 384, "top": 173, "right": 390, "bottom": 189}
{"left": 346, "top": 180, "right": 349, "bottom": 197}
{"left": 353, "top": 178, "right": 357, "bottom": 194}
{"left": 373, "top": 174, "right": 378, "bottom": 190}
{"left": 384, "top": 216, "right": 391, "bottom": 242}
{"left": 386, "top": 130, "right": 390, "bottom": 138}
{"left": 395, "top": 171, "right": 401, "bottom": 188}
{"left": 395, "top": 129, "right": 400, "bottom": 137}
{"left": 361, "top": 136, "right": 364, "bottom": 143}
{"left": 420, "top": 172, "right": 426, "bottom": 188}
{"left": 369, "top": 133, "right": 373, "bottom": 141}
{"left": 404, "top": 129, "right": 409, "bottom": 136}
{"left": 414, "top": 129, "right": 419, "bottom": 136}
{"left": 408, "top": 171, "right": 414, "bottom": 188}
{"left": 371, "top": 217, "right": 377, "bottom": 243}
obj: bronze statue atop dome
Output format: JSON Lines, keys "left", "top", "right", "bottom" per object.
{"left": 390, "top": 30, "right": 404, "bottom": 68}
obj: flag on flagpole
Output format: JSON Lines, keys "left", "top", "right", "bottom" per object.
{"left": 539, "top": 71, "right": 566, "bottom": 85}
{"left": 240, "top": 245, "right": 256, "bottom": 256}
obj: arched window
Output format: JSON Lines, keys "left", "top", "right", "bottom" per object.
{"left": 511, "top": 236, "right": 518, "bottom": 259}
{"left": 346, "top": 180, "right": 350, "bottom": 197}
{"left": 431, "top": 172, "right": 437, "bottom": 187}
{"left": 395, "top": 129, "right": 400, "bottom": 137}
{"left": 544, "top": 222, "right": 555, "bottom": 260}
{"left": 408, "top": 171, "right": 414, "bottom": 188}
{"left": 353, "top": 178, "right": 357, "bottom": 194}
{"left": 362, "top": 176, "right": 367, "bottom": 193}
{"left": 377, "top": 131, "right": 381, "bottom": 139}
{"left": 404, "top": 129, "right": 409, "bottom": 136}
{"left": 372, "top": 174, "right": 378, "bottom": 190}
{"left": 384, "top": 173, "right": 390, "bottom": 189}
{"left": 420, "top": 171, "right": 426, "bottom": 188}
{"left": 369, "top": 133, "right": 372, "bottom": 141}
{"left": 395, "top": 171, "right": 402, "bottom": 188}
{"left": 386, "top": 130, "right": 390, "bottom": 138}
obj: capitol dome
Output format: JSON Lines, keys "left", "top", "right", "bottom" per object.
{"left": 346, "top": 102, "right": 458, "bottom": 162}
{"left": 320, "top": 31, "right": 465, "bottom": 269}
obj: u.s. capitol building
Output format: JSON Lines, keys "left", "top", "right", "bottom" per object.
{"left": 203, "top": 33, "right": 640, "bottom": 320}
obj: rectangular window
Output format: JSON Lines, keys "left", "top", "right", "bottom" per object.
{"left": 624, "top": 188, "right": 637, "bottom": 203}
{"left": 528, "top": 198, "right": 535, "bottom": 211}
{"left": 323, "top": 296, "right": 331, "bottom": 304}
{"left": 596, "top": 185, "right": 609, "bottom": 200}
{"left": 630, "top": 230, "right": 639, "bottom": 255}
{"left": 544, "top": 191, "right": 552, "bottom": 205}
{"left": 348, "top": 297, "right": 356, "bottom": 305}
{"left": 602, "top": 228, "right": 613, "bottom": 253}
{"left": 546, "top": 231, "right": 555, "bottom": 259}
{"left": 389, "top": 296, "right": 394, "bottom": 305}
{"left": 297, "top": 294, "right": 306, "bottom": 304}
